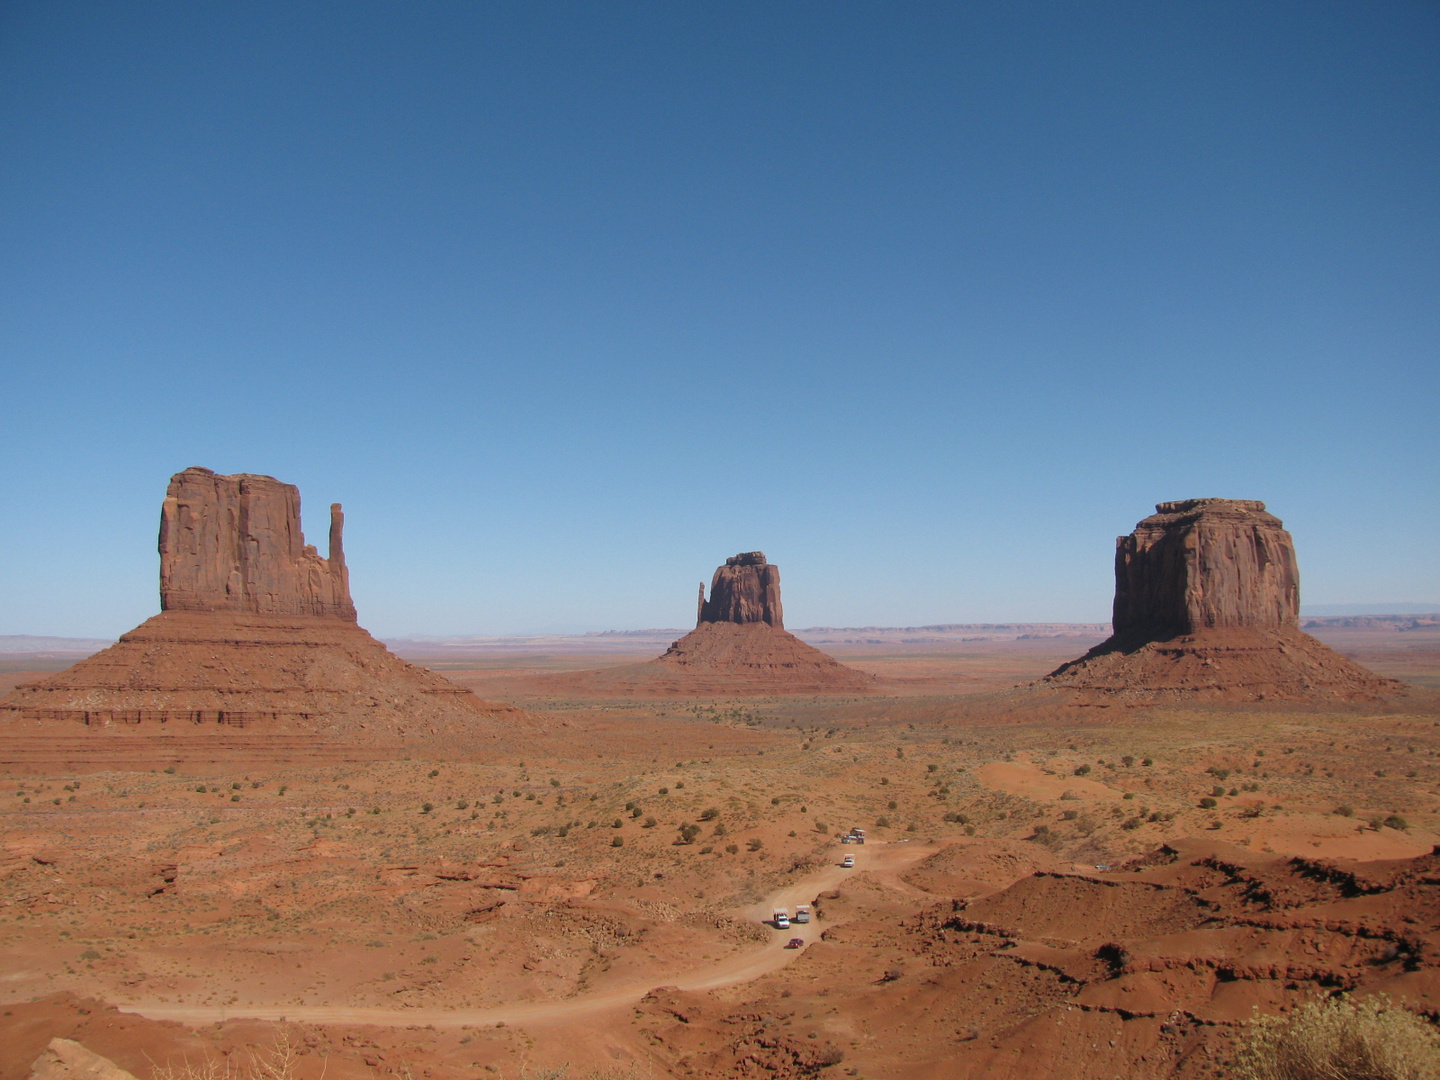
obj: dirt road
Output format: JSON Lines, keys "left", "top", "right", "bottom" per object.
{"left": 122, "top": 839, "right": 935, "bottom": 1030}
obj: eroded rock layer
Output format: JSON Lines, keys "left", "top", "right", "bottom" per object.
{"left": 635, "top": 839, "right": 1440, "bottom": 1080}
{"left": 0, "top": 612, "right": 526, "bottom": 763}
{"left": 1046, "top": 499, "right": 1399, "bottom": 702}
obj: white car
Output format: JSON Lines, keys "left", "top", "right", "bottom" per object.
{"left": 773, "top": 909, "right": 790, "bottom": 929}
{"left": 841, "top": 855, "right": 855, "bottom": 868}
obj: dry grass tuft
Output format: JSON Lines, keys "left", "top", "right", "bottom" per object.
{"left": 1233, "top": 995, "right": 1440, "bottom": 1080}
{"left": 149, "top": 1032, "right": 311, "bottom": 1080}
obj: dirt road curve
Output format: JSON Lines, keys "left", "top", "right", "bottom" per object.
{"left": 123, "top": 840, "right": 935, "bottom": 1030}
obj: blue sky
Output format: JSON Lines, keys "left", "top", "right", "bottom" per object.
{"left": 2, "top": 2, "right": 1436, "bottom": 637}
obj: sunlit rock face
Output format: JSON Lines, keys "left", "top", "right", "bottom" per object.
{"left": 159, "top": 466, "right": 355, "bottom": 620}
{"left": 1111, "top": 498, "right": 1299, "bottom": 642}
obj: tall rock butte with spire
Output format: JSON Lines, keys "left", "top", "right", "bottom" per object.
{"left": 1045, "top": 498, "right": 1399, "bottom": 701}
{"left": 642, "top": 551, "right": 875, "bottom": 694}
{"left": 0, "top": 467, "right": 524, "bottom": 756}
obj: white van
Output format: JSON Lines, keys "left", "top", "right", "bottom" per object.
{"left": 793, "top": 905, "right": 811, "bottom": 924}
{"left": 773, "top": 908, "right": 790, "bottom": 929}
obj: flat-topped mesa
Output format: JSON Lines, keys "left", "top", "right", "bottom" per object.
{"left": 1042, "top": 496, "right": 1403, "bottom": 702}
{"left": 698, "top": 551, "right": 783, "bottom": 628}
{"left": 158, "top": 467, "right": 356, "bottom": 620}
{"left": 1112, "top": 498, "right": 1299, "bottom": 642}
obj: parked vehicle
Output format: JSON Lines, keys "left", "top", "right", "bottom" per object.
{"left": 841, "top": 855, "right": 855, "bottom": 868}
{"left": 773, "top": 908, "right": 790, "bottom": 929}
{"left": 786, "top": 938, "right": 805, "bottom": 949}
{"left": 793, "top": 905, "right": 811, "bottom": 924}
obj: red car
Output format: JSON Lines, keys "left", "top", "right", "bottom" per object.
{"left": 786, "top": 938, "right": 805, "bottom": 949}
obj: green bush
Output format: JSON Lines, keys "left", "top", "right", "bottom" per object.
{"left": 1200, "top": 797, "right": 1218, "bottom": 809}
{"left": 1232, "top": 995, "right": 1440, "bottom": 1080}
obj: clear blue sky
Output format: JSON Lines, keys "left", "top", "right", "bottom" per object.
{"left": 2, "top": 2, "right": 1437, "bottom": 637}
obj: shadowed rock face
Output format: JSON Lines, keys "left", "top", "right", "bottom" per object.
{"left": 158, "top": 467, "right": 355, "bottom": 620}
{"left": 698, "top": 552, "right": 783, "bottom": 628}
{"left": 1112, "top": 498, "right": 1299, "bottom": 641}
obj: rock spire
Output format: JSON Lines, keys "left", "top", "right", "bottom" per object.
{"left": 158, "top": 467, "right": 355, "bottom": 620}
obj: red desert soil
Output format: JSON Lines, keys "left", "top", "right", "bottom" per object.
{"left": 2, "top": 622, "right": 1438, "bottom": 1079}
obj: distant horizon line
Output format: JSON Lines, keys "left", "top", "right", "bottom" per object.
{"left": 3, "top": 604, "right": 1436, "bottom": 651}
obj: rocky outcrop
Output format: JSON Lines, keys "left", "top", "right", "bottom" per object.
{"left": 527, "top": 551, "right": 874, "bottom": 696}
{"left": 698, "top": 552, "right": 783, "bottom": 628}
{"left": 0, "top": 467, "right": 528, "bottom": 754}
{"left": 1112, "top": 499, "right": 1298, "bottom": 640}
{"left": 26, "top": 1039, "right": 138, "bottom": 1080}
{"left": 1045, "top": 499, "right": 1401, "bottom": 702}
{"left": 159, "top": 467, "right": 354, "bottom": 619}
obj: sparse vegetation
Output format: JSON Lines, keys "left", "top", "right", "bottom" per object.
{"left": 1232, "top": 995, "right": 1440, "bottom": 1080}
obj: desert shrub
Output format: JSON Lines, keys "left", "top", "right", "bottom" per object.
{"left": 1121, "top": 755, "right": 1135, "bottom": 767}
{"left": 1208, "top": 767, "right": 1231, "bottom": 780}
{"left": 1062, "top": 809, "right": 1079, "bottom": 821}
{"left": 630, "top": 806, "right": 643, "bottom": 818}
{"left": 1074, "top": 764, "right": 1092, "bottom": 776}
{"left": 612, "top": 818, "right": 623, "bottom": 828}
{"left": 747, "top": 837, "right": 763, "bottom": 851}
{"left": 428, "top": 769, "right": 439, "bottom": 778}
{"left": 814, "top": 820, "right": 827, "bottom": 832}
{"left": 643, "top": 816, "right": 657, "bottom": 828}
{"left": 887, "top": 800, "right": 897, "bottom": 810}
{"left": 421, "top": 802, "right": 434, "bottom": 814}
{"left": 770, "top": 796, "right": 781, "bottom": 805}
{"left": 699, "top": 807, "right": 719, "bottom": 821}
{"left": 456, "top": 799, "right": 469, "bottom": 810}
{"left": 1142, "top": 757, "right": 1153, "bottom": 766}
{"left": 725, "top": 843, "right": 739, "bottom": 854}
{"left": 1232, "top": 995, "right": 1440, "bottom": 1080}
{"left": 611, "top": 836, "right": 623, "bottom": 847}
{"left": 658, "top": 786, "right": 668, "bottom": 795}
{"left": 1213, "top": 786, "right": 1228, "bottom": 797}
{"left": 876, "top": 816, "right": 891, "bottom": 828}
{"left": 1121, "top": 816, "right": 1143, "bottom": 830}
{"left": 550, "top": 778, "right": 560, "bottom": 787}
{"left": 1384, "top": 815, "right": 1410, "bottom": 832}
{"left": 1200, "top": 797, "right": 1218, "bottom": 809}
{"left": 677, "top": 822, "right": 701, "bottom": 844}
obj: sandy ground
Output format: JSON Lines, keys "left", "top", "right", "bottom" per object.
{"left": 2, "top": 623, "right": 1439, "bottom": 1079}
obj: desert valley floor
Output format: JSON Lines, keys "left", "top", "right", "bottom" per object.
{"left": 2, "top": 618, "right": 1439, "bottom": 1080}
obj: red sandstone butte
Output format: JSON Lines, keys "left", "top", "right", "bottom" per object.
{"left": 0, "top": 468, "right": 526, "bottom": 765}
{"left": 697, "top": 551, "right": 783, "bottom": 628}
{"left": 646, "top": 552, "right": 875, "bottom": 694}
{"left": 1046, "top": 498, "right": 1401, "bottom": 702}
{"left": 159, "top": 466, "right": 355, "bottom": 619}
